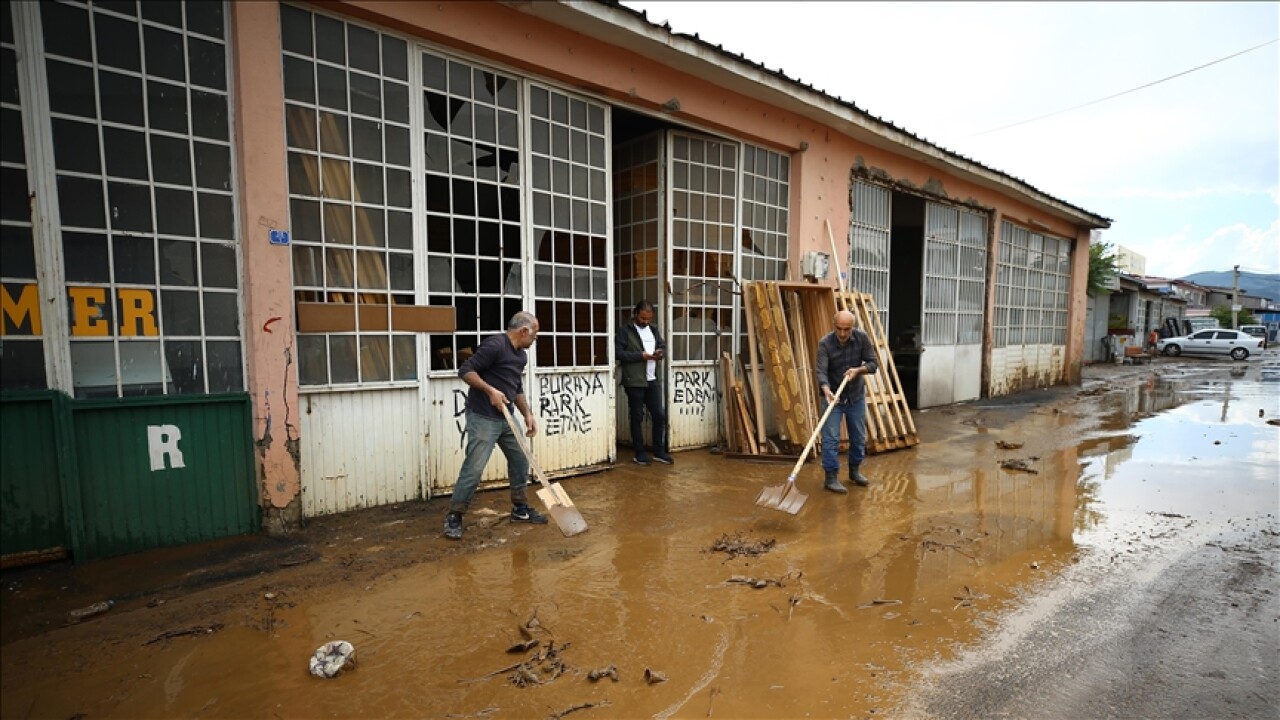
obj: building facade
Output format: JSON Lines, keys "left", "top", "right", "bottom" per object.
{"left": 1, "top": 0, "right": 1110, "bottom": 563}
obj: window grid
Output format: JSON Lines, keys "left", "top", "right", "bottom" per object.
{"left": 669, "top": 134, "right": 737, "bottom": 362}
{"left": 849, "top": 180, "right": 891, "bottom": 329}
{"left": 612, "top": 134, "right": 662, "bottom": 328}
{"left": 994, "top": 221, "right": 1071, "bottom": 348}
{"left": 40, "top": 0, "right": 241, "bottom": 398}
{"left": 420, "top": 48, "right": 523, "bottom": 374}
{"left": 282, "top": 5, "right": 418, "bottom": 387}
{"left": 739, "top": 144, "right": 789, "bottom": 282}
{"left": 528, "top": 83, "right": 610, "bottom": 369}
{"left": 922, "top": 203, "right": 987, "bottom": 346}
{"left": 0, "top": 5, "right": 47, "bottom": 390}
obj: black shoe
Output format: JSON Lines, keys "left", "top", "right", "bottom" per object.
{"left": 511, "top": 504, "right": 549, "bottom": 524}
{"left": 653, "top": 453, "right": 674, "bottom": 465}
{"left": 823, "top": 470, "right": 848, "bottom": 494}
{"left": 442, "top": 511, "right": 463, "bottom": 540}
{"left": 849, "top": 466, "right": 870, "bottom": 487}
{"left": 632, "top": 456, "right": 651, "bottom": 466}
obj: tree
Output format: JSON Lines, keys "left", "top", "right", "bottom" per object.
{"left": 1210, "top": 304, "right": 1255, "bottom": 328}
{"left": 1088, "top": 242, "right": 1118, "bottom": 296}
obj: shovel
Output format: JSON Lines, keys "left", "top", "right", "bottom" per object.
{"left": 756, "top": 374, "right": 852, "bottom": 514}
{"left": 499, "top": 403, "right": 588, "bottom": 537}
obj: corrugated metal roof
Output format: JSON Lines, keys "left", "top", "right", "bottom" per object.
{"left": 590, "top": 0, "right": 1112, "bottom": 228}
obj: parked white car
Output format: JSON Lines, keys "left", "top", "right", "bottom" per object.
{"left": 1157, "top": 329, "right": 1264, "bottom": 361}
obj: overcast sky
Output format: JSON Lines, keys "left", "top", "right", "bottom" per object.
{"left": 621, "top": 1, "right": 1279, "bottom": 279}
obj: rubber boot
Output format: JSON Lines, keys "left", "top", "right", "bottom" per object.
{"left": 849, "top": 464, "right": 870, "bottom": 487}
{"left": 824, "top": 470, "right": 848, "bottom": 494}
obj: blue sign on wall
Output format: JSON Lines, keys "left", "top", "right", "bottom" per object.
{"left": 269, "top": 229, "right": 290, "bottom": 246}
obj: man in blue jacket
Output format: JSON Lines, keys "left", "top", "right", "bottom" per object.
{"left": 615, "top": 300, "right": 673, "bottom": 465}
{"left": 815, "top": 309, "right": 879, "bottom": 493}
{"left": 443, "top": 311, "right": 548, "bottom": 540}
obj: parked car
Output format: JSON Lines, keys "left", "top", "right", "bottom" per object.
{"left": 1239, "top": 325, "right": 1268, "bottom": 348}
{"left": 1157, "top": 329, "right": 1264, "bottom": 360}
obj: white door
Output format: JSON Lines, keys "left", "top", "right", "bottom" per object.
{"left": 918, "top": 203, "right": 987, "bottom": 407}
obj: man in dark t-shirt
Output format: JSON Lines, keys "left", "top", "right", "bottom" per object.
{"left": 815, "top": 309, "right": 879, "bottom": 493}
{"left": 443, "top": 311, "right": 549, "bottom": 540}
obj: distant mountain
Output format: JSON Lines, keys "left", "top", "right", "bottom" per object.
{"left": 1180, "top": 271, "right": 1280, "bottom": 302}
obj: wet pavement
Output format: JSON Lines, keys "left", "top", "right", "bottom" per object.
{"left": 1, "top": 357, "right": 1277, "bottom": 719}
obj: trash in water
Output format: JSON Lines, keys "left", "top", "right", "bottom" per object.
{"left": 588, "top": 664, "right": 619, "bottom": 682}
{"left": 67, "top": 600, "right": 114, "bottom": 624}
{"left": 310, "top": 641, "right": 356, "bottom": 678}
{"left": 644, "top": 667, "right": 668, "bottom": 684}
{"left": 995, "top": 440, "right": 1024, "bottom": 450}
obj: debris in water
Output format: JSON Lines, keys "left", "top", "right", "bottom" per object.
{"left": 507, "top": 639, "right": 539, "bottom": 654}
{"left": 309, "top": 640, "right": 356, "bottom": 678}
{"left": 999, "top": 457, "right": 1039, "bottom": 473}
{"left": 710, "top": 532, "right": 776, "bottom": 558}
{"left": 857, "top": 599, "right": 902, "bottom": 609}
{"left": 548, "top": 700, "right": 611, "bottom": 719}
{"left": 644, "top": 667, "right": 668, "bottom": 684}
{"left": 995, "top": 440, "right": 1024, "bottom": 450}
{"left": 67, "top": 600, "right": 113, "bottom": 624}
{"left": 587, "top": 664, "right": 618, "bottom": 682}
{"left": 145, "top": 623, "right": 224, "bottom": 645}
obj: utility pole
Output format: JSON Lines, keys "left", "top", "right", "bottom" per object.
{"left": 1231, "top": 265, "right": 1240, "bottom": 329}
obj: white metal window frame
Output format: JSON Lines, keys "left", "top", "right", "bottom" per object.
{"left": 995, "top": 220, "right": 1071, "bottom": 348}
{"left": 922, "top": 203, "right": 988, "bottom": 346}
{"left": 282, "top": 5, "right": 419, "bottom": 388}
{"left": 6, "top": 0, "right": 244, "bottom": 399}
{"left": 667, "top": 132, "right": 740, "bottom": 363}
{"left": 849, "top": 180, "right": 891, "bottom": 330}
{"left": 0, "top": 7, "right": 47, "bottom": 391}
{"left": 611, "top": 133, "right": 664, "bottom": 329}
{"left": 526, "top": 81, "right": 613, "bottom": 372}
{"left": 739, "top": 144, "right": 789, "bottom": 283}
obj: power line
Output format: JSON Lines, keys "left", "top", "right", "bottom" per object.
{"left": 969, "top": 37, "right": 1279, "bottom": 138}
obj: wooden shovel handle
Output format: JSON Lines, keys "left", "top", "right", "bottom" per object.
{"left": 788, "top": 373, "right": 853, "bottom": 478}
{"left": 498, "top": 403, "right": 550, "bottom": 488}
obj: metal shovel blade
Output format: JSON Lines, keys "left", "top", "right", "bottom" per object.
{"left": 756, "top": 477, "right": 807, "bottom": 514}
{"left": 536, "top": 483, "right": 588, "bottom": 537}
{"left": 776, "top": 484, "right": 808, "bottom": 514}
{"left": 755, "top": 483, "right": 786, "bottom": 509}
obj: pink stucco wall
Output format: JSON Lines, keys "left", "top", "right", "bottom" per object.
{"left": 231, "top": 2, "right": 300, "bottom": 530}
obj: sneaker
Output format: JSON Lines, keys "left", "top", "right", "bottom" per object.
{"left": 632, "top": 456, "right": 651, "bottom": 466}
{"left": 442, "top": 511, "right": 463, "bottom": 540}
{"left": 653, "top": 453, "right": 674, "bottom": 465}
{"left": 511, "top": 504, "right": 549, "bottom": 524}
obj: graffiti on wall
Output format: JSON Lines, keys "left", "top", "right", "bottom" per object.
{"left": 452, "top": 389, "right": 469, "bottom": 449}
{"left": 673, "top": 369, "right": 716, "bottom": 416}
{"left": 538, "top": 373, "right": 604, "bottom": 436}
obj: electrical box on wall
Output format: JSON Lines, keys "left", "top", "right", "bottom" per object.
{"left": 801, "top": 251, "right": 830, "bottom": 282}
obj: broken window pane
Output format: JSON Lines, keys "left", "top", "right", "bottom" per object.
{"left": 165, "top": 339, "right": 204, "bottom": 394}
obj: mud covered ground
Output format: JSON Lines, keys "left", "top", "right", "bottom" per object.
{"left": 1, "top": 353, "right": 1277, "bottom": 719}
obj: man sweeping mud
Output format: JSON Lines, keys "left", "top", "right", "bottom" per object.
{"left": 442, "top": 311, "right": 549, "bottom": 540}
{"left": 815, "top": 309, "right": 878, "bottom": 493}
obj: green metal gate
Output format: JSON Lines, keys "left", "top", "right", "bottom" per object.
{"left": 0, "top": 392, "right": 79, "bottom": 565}
{"left": 71, "top": 394, "right": 259, "bottom": 560}
{"left": 1, "top": 393, "right": 259, "bottom": 563}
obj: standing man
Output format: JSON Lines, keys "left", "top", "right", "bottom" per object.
{"left": 615, "top": 300, "right": 673, "bottom": 465}
{"left": 815, "top": 309, "right": 879, "bottom": 493}
{"left": 443, "top": 311, "right": 548, "bottom": 540}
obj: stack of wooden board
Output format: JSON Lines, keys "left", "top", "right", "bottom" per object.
{"left": 721, "top": 281, "right": 918, "bottom": 457}
{"left": 834, "top": 290, "right": 919, "bottom": 453}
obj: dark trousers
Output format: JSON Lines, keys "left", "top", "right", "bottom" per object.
{"left": 625, "top": 381, "right": 667, "bottom": 459}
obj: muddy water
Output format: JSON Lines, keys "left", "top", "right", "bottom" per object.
{"left": 4, "top": 376, "right": 1277, "bottom": 719}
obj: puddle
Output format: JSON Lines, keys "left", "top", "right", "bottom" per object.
{"left": 2, "top": 377, "right": 1276, "bottom": 719}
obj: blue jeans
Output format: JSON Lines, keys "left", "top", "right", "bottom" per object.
{"left": 820, "top": 396, "right": 867, "bottom": 472}
{"left": 450, "top": 409, "right": 530, "bottom": 513}
{"left": 625, "top": 381, "right": 668, "bottom": 459}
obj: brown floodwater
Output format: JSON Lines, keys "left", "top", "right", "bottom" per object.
{"left": 3, "top": 374, "right": 1277, "bottom": 719}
